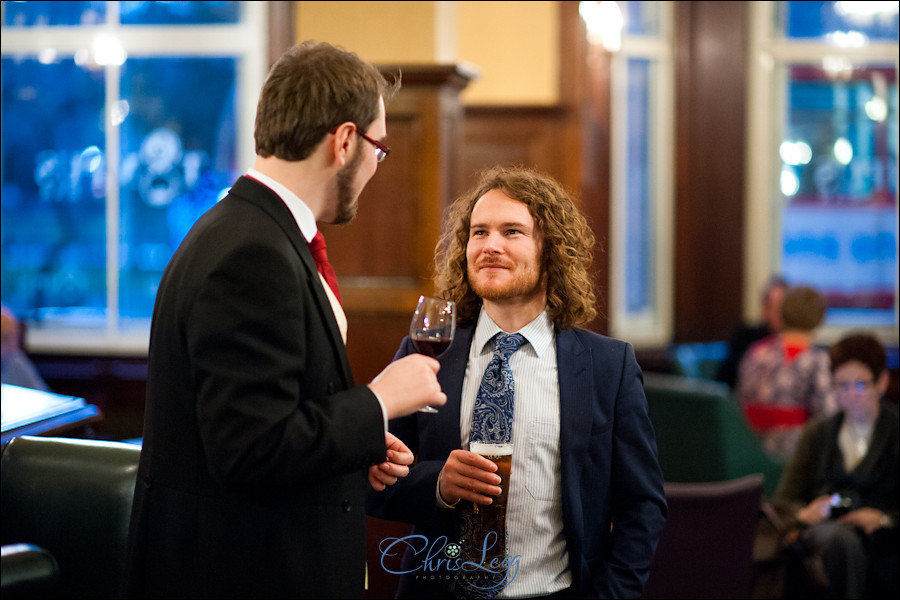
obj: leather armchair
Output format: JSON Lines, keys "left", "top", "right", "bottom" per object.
{"left": 1, "top": 436, "right": 140, "bottom": 598}
{"left": 643, "top": 474, "right": 765, "bottom": 599}
{"left": 643, "top": 373, "right": 785, "bottom": 498}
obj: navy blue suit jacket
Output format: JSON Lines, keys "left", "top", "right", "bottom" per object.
{"left": 367, "top": 322, "right": 667, "bottom": 598}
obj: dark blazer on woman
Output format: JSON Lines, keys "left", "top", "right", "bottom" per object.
{"left": 367, "top": 323, "right": 667, "bottom": 598}
{"left": 775, "top": 401, "right": 899, "bottom": 523}
{"left": 125, "top": 176, "right": 386, "bottom": 598}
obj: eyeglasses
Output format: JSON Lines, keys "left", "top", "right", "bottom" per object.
{"left": 833, "top": 380, "right": 874, "bottom": 393}
{"left": 356, "top": 131, "right": 390, "bottom": 163}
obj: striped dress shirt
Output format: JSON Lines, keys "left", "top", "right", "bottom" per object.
{"left": 458, "top": 309, "right": 572, "bottom": 598}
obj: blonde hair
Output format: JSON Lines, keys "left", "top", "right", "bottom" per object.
{"left": 434, "top": 166, "right": 597, "bottom": 329}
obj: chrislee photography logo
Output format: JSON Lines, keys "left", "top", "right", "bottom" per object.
{"left": 378, "top": 532, "right": 520, "bottom": 591}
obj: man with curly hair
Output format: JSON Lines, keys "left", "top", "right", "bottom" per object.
{"left": 367, "top": 166, "right": 667, "bottom": 598}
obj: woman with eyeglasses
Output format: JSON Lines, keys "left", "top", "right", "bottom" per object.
{"left": 772, "top": 332, "right": 898, "bottom": 598}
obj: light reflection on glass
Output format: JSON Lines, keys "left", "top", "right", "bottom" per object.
{"left": 833, "top": 137, "right": 853, "bottom": 165}
{"left": 92, "top": 34, "right": 126, "bottom": 66}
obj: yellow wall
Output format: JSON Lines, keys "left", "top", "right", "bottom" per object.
{"left": 457, "top": 1, "right": 558, "bottom": 105}
{"left": 295, "top": 1, "right": 560, "bottom": 106}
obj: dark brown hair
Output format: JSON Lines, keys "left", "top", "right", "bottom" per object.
{"left": 780, "top": 285, "right": 826, "bottom": 331}
{"left": 829, "top": 332, "right": 887, "bottom": 377}
{"left": 254, "top": 40, "right": 399, "bottom": 161}
{"left": 434, "top": 165, "right": 598, "bottom": 329}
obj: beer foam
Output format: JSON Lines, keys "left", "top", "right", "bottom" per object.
{"left": 469, "top": 442, "right": 513, "bottom": 456}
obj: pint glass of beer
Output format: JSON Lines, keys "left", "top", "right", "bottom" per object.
{"left": 468, "top": 441, "right": 513, "bottom": 560}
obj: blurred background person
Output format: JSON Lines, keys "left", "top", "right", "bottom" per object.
{"left": 1, "top": 303, "right": 50, "bottom": 391}
{"left": 773, "top": 332, "right": 898, "bottom": 598}
{"left": 717, "top": 275, "right": 788, "bottom": 389}
{"left": 737, "top": 285, "right": 837, "bottom": 460}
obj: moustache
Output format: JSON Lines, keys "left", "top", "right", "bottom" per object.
{"left": 474, "top": 259, "right": 512, "bottom": 269}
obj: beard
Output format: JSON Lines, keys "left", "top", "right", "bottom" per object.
{"left": 331, "top": 144, "right": 364, "bottom": 225}
{"left": 468, "top": 258, "right": 544, "bottom": 302}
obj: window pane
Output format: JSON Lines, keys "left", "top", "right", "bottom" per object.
{"left": 779, "top": 63, "right": 898, "bottom": 326}
{"left": 779, "top": 1, "right": 900, "bottom": 42}
{"left": 2, "top": 1, "right": 107, "bottom": 27}
{"left": 624, "top": 57, "right": 655, "bottom": 315}
{"left": 1, "top": 57, "right": 107, "bottom": 326}
{"left": 117, "top": 57, "right": 238, "bottom": 327}
{"left": 119, "top": 1, "right": 242, "bottom": 25}
{"left": 622, "top": 0, "right": 662, "bottom": 36}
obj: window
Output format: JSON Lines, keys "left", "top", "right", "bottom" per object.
{"left": 1, "top": 1, "right": 268, "bottom": 353}
{"left": 583, "top": 1, "right": 675, "bottom": 346}
{"left": 746, "top": 1, "right": 898, "bottom": 341}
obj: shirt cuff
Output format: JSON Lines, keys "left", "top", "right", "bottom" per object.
{"left": 368, "top": 387, "right": 389, "bottom": 433}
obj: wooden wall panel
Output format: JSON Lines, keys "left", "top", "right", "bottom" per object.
{"left": 459, "top": 106, "right": 568, "bottom": 192}
{"left": 322, "top": 65, "right": 475, "bottom": 382}
{"left": 673, "top": 1, "right": 748, "bottom": 342}
{"left": 322, "top": 116, "right": 419, "bottom": 278}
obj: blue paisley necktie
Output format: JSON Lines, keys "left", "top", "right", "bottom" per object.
{"left": 456, "top": 332, "right": 525, "bottom": 599}
{"left": 469, "top": 332, "right": 525, "bottom": 445}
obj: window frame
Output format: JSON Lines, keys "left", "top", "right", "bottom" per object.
{"left": 608, "top": 1, "right": 675, "bottom": 347}
{"left": 745, "top": 0, "right": 899, "bottom": 345}
{"left": 1, "top": 1, "right": 269, "bottom": 355}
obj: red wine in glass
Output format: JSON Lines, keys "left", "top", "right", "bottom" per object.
{"left": 409, "top": 296, "right": 456, "bottom": 413}
{"left": 411, "top": 338, "right": 451, "bottom": 358}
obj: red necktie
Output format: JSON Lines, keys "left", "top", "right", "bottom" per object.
{"left": 308, "top": 232, "right": 341, "bottom": 303}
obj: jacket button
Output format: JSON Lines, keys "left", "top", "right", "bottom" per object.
{"left": 143, "top": 476, "right": 153, "bottom": 489}
{"left": 342, "top": 500, "right": 352, "bottom": 513}
{"left": 328, "top": 382, "right": 336, "bottom": 394}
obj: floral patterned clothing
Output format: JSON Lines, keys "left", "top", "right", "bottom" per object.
{"left": 737, "top": 334, "right": 837, "bottom": 460}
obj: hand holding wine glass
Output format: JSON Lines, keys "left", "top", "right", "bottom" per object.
{"left": 410, "top": 296, "right": 456, "bottom": 412}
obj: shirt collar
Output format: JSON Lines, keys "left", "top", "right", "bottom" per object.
{"left": 472, "top": 307, "right": 554, "bottom": 358}
{"left": 246, "top": 168, "right": 317, "bottom": 243}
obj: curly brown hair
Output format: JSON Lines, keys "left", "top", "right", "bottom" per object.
{"left": 434, "top": 165, "right": 597, "bottom": 329}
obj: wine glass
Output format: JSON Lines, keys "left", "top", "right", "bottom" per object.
{"left": 409, "top": 296, "right": 456, "bottom": 413}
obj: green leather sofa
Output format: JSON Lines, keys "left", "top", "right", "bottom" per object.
{"left": 642, "top": 373, "right": 785, "bottom": 498}
{"left": 1, "top": 436, "right": 141, "bottom": 598}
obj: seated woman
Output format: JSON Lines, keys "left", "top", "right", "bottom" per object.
{"left": 773, "top": 332, "right": 898, "bottom": 598}
{"left": 737, "top": 285, "right": 836, "bottom": 460}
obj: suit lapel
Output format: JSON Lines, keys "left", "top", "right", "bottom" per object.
{"left": 424, "top": 323, "right": 473, "bottom": 453}
{"left": 556, "top": 329, "right": 593, "bottom": 480}
{"left": 228, "top": 176, "right": 353, "bottom": 384}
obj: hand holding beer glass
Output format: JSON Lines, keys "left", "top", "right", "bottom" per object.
{"left": 438, "top": 443, "right": 513, "bottom": 587}
{"left": 468, "top": 442, "right": 513, "bottom": 561}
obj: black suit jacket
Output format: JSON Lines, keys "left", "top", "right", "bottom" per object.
{"left": 367, "top": 323, "right": 667, "bottom": 598}
{"left": 125, "top": 176, "right": 386, "bottom": 598}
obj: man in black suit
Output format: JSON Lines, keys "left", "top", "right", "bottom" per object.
{"left": 125, "top": 41, "right": 446, "bottom": 599}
